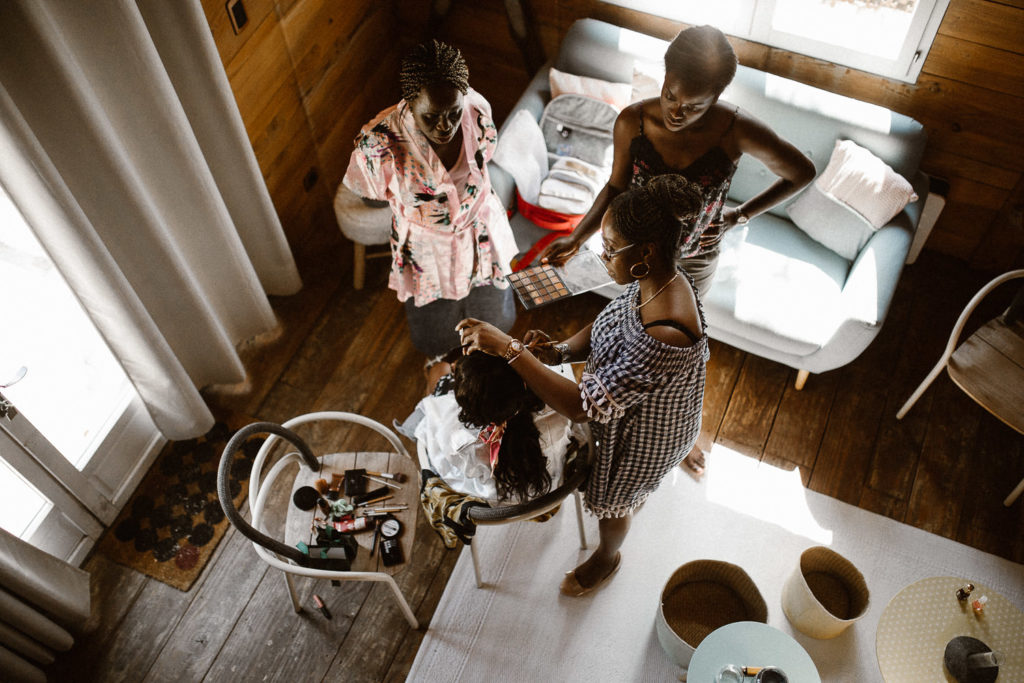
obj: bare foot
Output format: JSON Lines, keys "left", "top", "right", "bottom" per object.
{"left": 681, "top": 446, "right": 705, "bottom": 480}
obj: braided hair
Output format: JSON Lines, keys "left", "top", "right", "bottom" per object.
{"left": 607, "top": 175, "right": 704, "bottom": 263}
{"left": 664, "top": 25, "right": 738, "bottom": 96}
{"left": 399, "top": 40, "right": 470, "bottom": 102}
{"left": 453, "top": 351, "right": 551, "bottom": 501}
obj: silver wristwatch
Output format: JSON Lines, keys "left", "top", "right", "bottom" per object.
{"left": 554, "top": 342, "right": 571, "bottom": 364}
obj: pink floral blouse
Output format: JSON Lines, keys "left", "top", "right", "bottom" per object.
{"left": 343, "top": 89, "right": 517, "bottom": 306}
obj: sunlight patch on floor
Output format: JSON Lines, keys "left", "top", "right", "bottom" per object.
{"left": 703, "top": 443, "right": 833, "bottom": 545}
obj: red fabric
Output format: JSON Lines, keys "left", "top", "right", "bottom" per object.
{"left": 511, "top": 191, "right": 583, "bottom": 271}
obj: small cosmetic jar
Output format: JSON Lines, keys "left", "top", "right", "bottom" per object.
{"left": 715, "top": 664, "right": 744, "bottom": 683}
{"left": 755, "top": 667, "right": 788, "bottom": 683}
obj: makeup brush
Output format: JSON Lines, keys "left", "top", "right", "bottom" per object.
{"left": 366, "top": 470, "right": 406, "bottom": 484}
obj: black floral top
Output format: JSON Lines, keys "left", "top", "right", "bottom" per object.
{"left": 629, "top": 109, "right": 739, "bottom": 258}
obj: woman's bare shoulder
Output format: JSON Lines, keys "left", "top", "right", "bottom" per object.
{"left": 642, "top": 281, "right": 703, "bottom": 348}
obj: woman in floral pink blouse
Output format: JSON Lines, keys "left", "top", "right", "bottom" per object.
{"left": 344, "top": 40, "right": 518, "bottom": 378}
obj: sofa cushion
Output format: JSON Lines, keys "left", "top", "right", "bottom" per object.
{"left": 704, "top": 213, "right": 852, "bottom": 356}
{"left": 812, "top": 139, "right": 919, "bottom": 228}
{"left": 549, "top": 67, "right": 633, "bottom": 110}
{"left": 786, "top": 183, "right": 874, "bottom": 262}
{"left": 724, "top": 69, "right": 926, "bottom": 220}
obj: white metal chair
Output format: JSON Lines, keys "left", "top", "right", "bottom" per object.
{"left": 464, "top": 435, "right": 591, "bottom": 588}
{"left": 897, "top": 269, "right": 1024, "bottom": 505}
{"left": 217, "top": 413, "right": 420, "bottom": 628}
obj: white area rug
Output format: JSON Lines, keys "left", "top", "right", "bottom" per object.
{"left": 408, "top": 445, "right": 1024, "bottom": 682}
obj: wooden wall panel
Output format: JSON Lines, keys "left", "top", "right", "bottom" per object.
{"left": 285, "top": 1, "right": 400, "bottom": 188}
{"left": 223, "top": 11, "right": 295, "bottom": 125}
{"left": 200, "top": 0, "right": 277, "bottom": 66}
{"left": 202, "top": 0, "right": 403, "bottom": 271}
{"left": 926, "top": 34, "right": 1024, "bottom": 100}
{"left": 220, "top": 8, "right": 324, "bottom": 247}
{"left": 280, "top": 0, "right": 376, "bottom": 98}
{"left": 314, "top": 53, "right": 402, "bottom": 189}
{"left": 939, "top": 0, "right": 1022, "bottom": 52}
{"left": 400, "top": 0, "right": 1024, "bottom": 270}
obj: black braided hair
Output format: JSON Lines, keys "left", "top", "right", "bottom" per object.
{"left": 453, "top": 351, "right": 551, "bottom": 502}
{"left": 399, "top": 40, "right": 470, "bottom": 102}
{"left": 607, "top": 175, "right": 704, "bottom": 264}
{"left": 664, "top": 25, "right": 738, "bottom": 96}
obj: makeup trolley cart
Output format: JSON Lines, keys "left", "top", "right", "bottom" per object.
{"left": 217, "top": 412, "right": 420, "bottom": 628}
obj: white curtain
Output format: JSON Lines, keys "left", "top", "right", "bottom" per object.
{"left": 0, "top": 0, "right": 302, "bottom": 439}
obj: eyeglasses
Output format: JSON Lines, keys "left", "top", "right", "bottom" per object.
{"left": 600, "top": 242, "right": 636, "bottom": 261}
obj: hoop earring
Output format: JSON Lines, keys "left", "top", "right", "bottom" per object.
{"left": 630, "top": 261, "right": 650, "bottom": 280}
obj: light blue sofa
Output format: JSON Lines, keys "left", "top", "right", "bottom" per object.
{"left": 490, "top": 19, "right": 930, "bottom": 388}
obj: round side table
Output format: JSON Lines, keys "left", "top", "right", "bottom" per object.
{"left": 687, "top": 621, "right": 821, "bottom": 682}
{"left": 876, "top": 576, "right": 1024, "bottom": 682}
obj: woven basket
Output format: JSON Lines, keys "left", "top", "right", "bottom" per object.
{"left": 655, "top": 560, "right": 768, "bottom": 668}
{"left": 781, "top": 546, "right": 870, "bottom": 639}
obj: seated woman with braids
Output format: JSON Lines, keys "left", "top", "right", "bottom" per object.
{"left": 410, "top": 349, "right": 580, "bottom": 504}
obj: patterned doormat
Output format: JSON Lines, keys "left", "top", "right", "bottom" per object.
{"left": 96, "top": 413, "right": 263, "bottom": 591}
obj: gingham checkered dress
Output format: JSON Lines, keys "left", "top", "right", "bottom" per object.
{"left": 580, "top": 279, "right": 709, "bottom": 518}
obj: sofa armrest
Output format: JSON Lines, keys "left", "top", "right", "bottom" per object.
{"left": 902, "top": 170, "right": 930, "bottom": 232}
{"left": 841, "top": 222, "right": 912, "bottom": 326}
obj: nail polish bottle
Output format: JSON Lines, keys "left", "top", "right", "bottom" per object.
{"left": 972, "top": 595, "right": 988, "bottom": 615}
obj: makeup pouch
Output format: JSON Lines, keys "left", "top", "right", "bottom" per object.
{"left": 539, "top": 93, "right": 617, "bottom": 169}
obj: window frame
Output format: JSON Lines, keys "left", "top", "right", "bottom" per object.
{"left": 599, "top": 0, "right": 951, "bottom": 83}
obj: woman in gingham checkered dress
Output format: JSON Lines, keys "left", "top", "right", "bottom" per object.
{"left": 458, "top": 175, "right": 707, "bottom": 596}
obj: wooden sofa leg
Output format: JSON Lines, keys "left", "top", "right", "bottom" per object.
{"left": 795, "top": 369, "right": 809, "bottom": 390}
{"left": 353, "top": 243, "right": 366, "bottom": 290}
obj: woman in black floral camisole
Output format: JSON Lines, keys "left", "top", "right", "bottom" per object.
{"left": 542, "top": 25, "right": 814, "bottom": 294}
{"left": 541, "top": 25, "right": 815, "bottom": 474}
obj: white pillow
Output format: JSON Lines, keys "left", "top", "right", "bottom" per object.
{"left": 630, "top": 59, "right": 664, "bottom": 104}
{"left": 786, "top": 184, "right": 876, "bottom": 261}
{"left": 816, "top": 139, "right": 918, "bottom": 228}
{"left": 548, "top": 67, "right": 632, "bottom": 111}
{"left": 786, "top": 139, "right": 918, "bottom": 260}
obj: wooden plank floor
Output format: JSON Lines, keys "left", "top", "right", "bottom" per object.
{"left": 51, "top": 229, "right": 1024, "bottom": 682}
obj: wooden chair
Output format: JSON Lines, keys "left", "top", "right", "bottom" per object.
{"left": 333, "top": 183, "right": 392, "bottom": 290}
{"left": 217, "top": 415, "right": 420, "bottom": 628}
{"left": 897, "top": 269, "right": 1024, "bottom": 505}
{"left": 464, "top": 437, "right": 591, "bottom": 588}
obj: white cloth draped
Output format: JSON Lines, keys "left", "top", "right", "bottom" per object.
{"left": 0, "top": 0, "right": 301, "bottom": 439}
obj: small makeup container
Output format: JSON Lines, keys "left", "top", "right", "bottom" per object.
{"left": 955, "top": 583, "right": 975, "bottom": 601}
{"left": 292, "top": 486, "right": 320, "bottom": 511}
{"left": 754, "top": 667, "right": 788, "bottom": 683}
{"left": 714, "top": 664, "right": 743, "bottom": 683}
{"left": 332, "top": 516, "right": 370, "bottom": 533}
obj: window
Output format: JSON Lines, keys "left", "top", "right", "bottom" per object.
{"left": 601, "top": 0, "right": 951, "bottom": 83}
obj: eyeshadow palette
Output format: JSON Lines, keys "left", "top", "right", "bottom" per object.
{"left": 507, "top": 249, "right": 613, "bottom": 309}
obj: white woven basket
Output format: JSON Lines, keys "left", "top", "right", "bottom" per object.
{"left": 781, "top": 546, "right": 870, "bottom": 639}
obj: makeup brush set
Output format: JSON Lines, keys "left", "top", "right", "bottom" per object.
{"left": 291, "top": 468, "right": 409, "bottom": 573}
